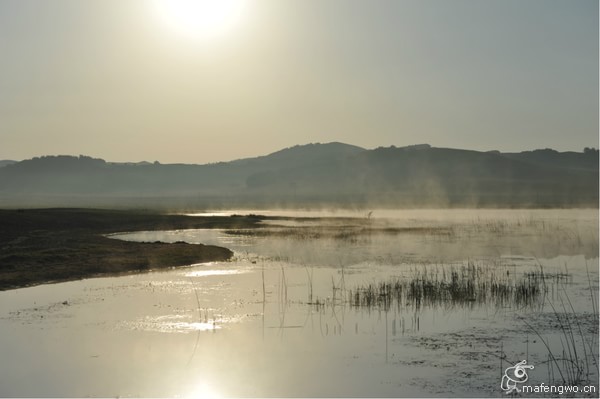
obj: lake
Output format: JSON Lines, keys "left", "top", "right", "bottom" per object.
{"left": 0, "top": 209, "right": 597, "bottom": 397}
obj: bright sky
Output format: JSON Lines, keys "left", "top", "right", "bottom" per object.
{"left": 0, "top": 0, "right": 597, "bottom": 163}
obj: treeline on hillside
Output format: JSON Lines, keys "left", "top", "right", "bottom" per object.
{"left": 0, "top": 143, "right": 597, "bottom": 208}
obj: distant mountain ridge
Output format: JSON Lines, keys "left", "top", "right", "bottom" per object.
{"left": 229, "top": 142, "right": 365, "bottom": 168}
{"left": 0, "top": 143, "right": 597, "bottom": 208}
{"left": 0, "top": 160, "right": 17, "bottom": 168}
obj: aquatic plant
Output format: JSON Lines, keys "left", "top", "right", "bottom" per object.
{"left": 346, "top": 262, "right": 550, "bottom": 311}
{"left": 518, "top": 265, "right": 599, "bottom": 389}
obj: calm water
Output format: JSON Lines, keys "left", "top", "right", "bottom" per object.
{"left": 0, "top": 209, "right": 597, "bottom": 397}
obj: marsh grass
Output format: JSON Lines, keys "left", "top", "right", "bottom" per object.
{"left": 224, "top": 225, "right": 453, "bottom": 242}
{"left": 345, "top": 262, "right": 550, "bottom": 311}
{"left": 517, "top": 269, "right": 599, "bottom": 389}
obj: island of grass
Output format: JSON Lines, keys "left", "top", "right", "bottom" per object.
{"left": 0, "top": 208, "right": 265, "bottom": 290}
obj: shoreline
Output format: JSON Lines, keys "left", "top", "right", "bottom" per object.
{"left": 0, "top": 208, "right": 265, "bottom": 291}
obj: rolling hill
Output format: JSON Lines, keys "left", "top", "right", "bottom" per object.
{"left": 0, "top": 143, "right": 597, "bottom": 208}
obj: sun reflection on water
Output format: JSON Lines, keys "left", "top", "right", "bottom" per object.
{"left": 117, "top": 315, "right": 226, "bottom": 333}
{"left": 185, "top": 269, "right": 246, "bottom": 278}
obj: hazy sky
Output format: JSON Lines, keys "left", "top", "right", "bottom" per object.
{"left": 0, "top": 0, "right": 597, "bottom": 163}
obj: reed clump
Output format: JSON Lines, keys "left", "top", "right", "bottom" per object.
{"left": 347, "top": 262, "right": 550, "bottom": 311}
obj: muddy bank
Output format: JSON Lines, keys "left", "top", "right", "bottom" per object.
{"left": 0, "top": 208, "right": 264, "bottom": 290}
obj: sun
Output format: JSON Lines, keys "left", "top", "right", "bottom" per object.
{"left": 153, "top": 0, "right": 246, "bottom": 39}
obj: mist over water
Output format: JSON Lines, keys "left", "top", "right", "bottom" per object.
{"left": 1, "top": 145, "right": 598, "bottom": 209}
{"left": 0, "top": 208, "right": 597, "bottom": 397}
{"left": 1, "top": 0, "right": 597, "bottom": 395}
